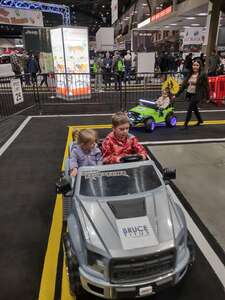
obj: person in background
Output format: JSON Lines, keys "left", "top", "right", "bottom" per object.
{"left": 159, "top": 51, "right": 169, "bottom": 73}
{"left": 183, "top": 53, "right": 193, "bottom": 75}
{"left": 27, "top": 52, "right": 40, "bottom": 84}
{"left": 70, "top": 129, "right": 102, "bottom": 177}
{"left": 20, "top": 51, "right": 30, "bottom": 85}
{"left": 112, "top": 51, "right": 124, "bottom": 91}
{"left": 102, "top": 112, "right": 147, "bottom": 164}
{"left": 174, "top": 59, "right": 209, "bottom": 130}
{"left": 124, "top": 50, "right": 132, "bottom": 84}
{"left": 208, "top": 49, "right": 220, "bottom": 76}
{"left": 200, "top": 53, "right": 206, "bottom": 68}
{"left": 93, "top": 53, "right": 104, "bottom": 92}
{"left": 103, "top": 51, "right": 112, "bottom": 89}
{"left": 10, "top": 54, "right": 21, "bottom": 77}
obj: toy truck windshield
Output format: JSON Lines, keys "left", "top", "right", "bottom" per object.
{"left": 79, "top": 165, "right": 161, "bottom": 197}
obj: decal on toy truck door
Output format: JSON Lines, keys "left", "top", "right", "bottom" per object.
{"left": 116, "top": 216, "right": 158, "bottom": 250}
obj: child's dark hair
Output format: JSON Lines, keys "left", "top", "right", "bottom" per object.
{"left": 112, "top": 111, "right": 130, "bottom": 127}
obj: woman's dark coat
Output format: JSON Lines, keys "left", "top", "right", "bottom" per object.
{"left": 176, "top": 72, "right": 210, "bottom": 103}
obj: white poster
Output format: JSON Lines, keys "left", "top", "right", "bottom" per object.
{"left": 63, "top": 27, "right": 91, "bottom": 97}
{"left": 137, "top": 52, "right": 155, "bottom": 73}
{"left": 116, "top": 216, "right": 158, "bottom": 250}
{"left": 0, "top": 7, "right": 43, "bottom": 27}
{"left": 50, "top": 28, "right": 67, "bottom": 98}
{"left": 111, "top": 0, "right": 118, "bottom": 24}
{"left": 50, "top": 27, "right": 91, "bottom": 99}
{"left": 183, "top": 27, "right": 205, "bottom": 45}
{"left": 11, "top": 78, "right": 24, "bottom": 105}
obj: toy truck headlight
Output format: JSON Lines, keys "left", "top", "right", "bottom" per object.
{"left": 80, "top": 210, "right": 105, "bottom": 251}
{"left": 87, "top": 250, "right": 106, "bottom": 275}
{"left": 176, "top": 229, "right": 187, "bottom": 264}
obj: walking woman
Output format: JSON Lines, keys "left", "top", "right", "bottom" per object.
{"left": 175, "top": 59, "right": 209, "bottom": 129}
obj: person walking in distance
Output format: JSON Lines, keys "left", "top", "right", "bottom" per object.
{"left": 174, "top": 59, "right": 209, "bottom": 130}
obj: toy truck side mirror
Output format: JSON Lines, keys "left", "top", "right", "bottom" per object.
{"left": 163, "top": 168, "right": 176, "bottom": 181}
{"left": 56, "top": 172, "right": 72, "bottom": 195}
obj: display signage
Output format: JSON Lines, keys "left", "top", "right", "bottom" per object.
{"left": 183, "top": 27, "right": 205, "bottom": 45}
{"left": 138, "top": 18, "right": 151, "bottom": 29}
{"left": 111, "top": 0, "right": 118, "bottom": 24}
{"left": 0, "top": 7, "right": 43, "bottom": 27}
{"left": 116, "top": 216, "right": 158, "bottom": 250}
{"left": 50, "top": 27, "right": 91, "bottom": 99}
{"left": 11, "top": 78, "right": 24, "bottom": 105}
{"left": 150, "top": 6, "right": 172, "bottom": 22}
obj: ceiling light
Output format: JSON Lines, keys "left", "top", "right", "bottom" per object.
{"left": 183, "top": 26, "right": 190, "bottom": 28}
{"left": 185, "top": 17, "right": 196, "bottom": 20}
{"left": 164, "top": 25, "right": 170, "bottom": 28}
{"left": 191, "top": 23, "right": 200, "bottom": 26}
{"left": 170, "top": 23, "right": 177, "bottom": 26}
{"left": 196, "top": 13, "right": 208, "bottom": 16}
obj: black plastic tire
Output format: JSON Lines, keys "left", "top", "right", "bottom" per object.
{"left": 145, "top": 117, "right": 155, "bottom": 132}
{"left": 166, "top": 112, "right": 177, "bottom": 128}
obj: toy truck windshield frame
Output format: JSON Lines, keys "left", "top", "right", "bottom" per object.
{"left": 78, "top": 165, "right": 162, "bottom": 198}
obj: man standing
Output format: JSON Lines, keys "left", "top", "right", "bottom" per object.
{"left": 208, "top": 49, "right": 220, "bottom": 76}
{"left": 124, "top": 50, "right": 132, "bottom": 84}
{"left": 103, "top": 52, "right": 112, "bottom": 89}
{"left": 27, "top": 52, "right": 40, "bottom": 84}
{"left": 112, "top": 51, "right": 124, "bottom": 91}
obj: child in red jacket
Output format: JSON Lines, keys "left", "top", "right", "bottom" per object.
{"left": 102, "top": 112, "right": 147, "bottom": 164}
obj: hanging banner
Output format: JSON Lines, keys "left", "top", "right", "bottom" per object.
{"left": 11, "top": 78, "right": 24, "bottom": 105}
{"left": 183, "top": 27, "right": 205, "bottom": 45}
{"left": 111, "top": 0, "right": 118, "bottom": 25}
{"left": 0, "top": 7, "right": 43, "bottom": 27}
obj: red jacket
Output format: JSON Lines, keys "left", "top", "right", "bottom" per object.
{"left": 102, "top": 132, "right": 147, "bottom": 164}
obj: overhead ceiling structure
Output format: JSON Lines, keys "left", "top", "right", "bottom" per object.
{"left": 138, "top": 0, "right": 225, "bottom": 31}
{"left": 45, "top": 0, "right": 112, "bottom": 36}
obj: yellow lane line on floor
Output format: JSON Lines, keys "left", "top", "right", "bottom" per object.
{"left": 70, "top": 119, "right": 225, "bottom": 131}
{"left": 38, "top": 129, "right": 73, "bottom": 300}
{"left": 61, "top": 256, "right": 74, "bottom": 300}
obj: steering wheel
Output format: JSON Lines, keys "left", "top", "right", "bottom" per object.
{"left": 120, "top": 154, "right": 143, "bottom": 163}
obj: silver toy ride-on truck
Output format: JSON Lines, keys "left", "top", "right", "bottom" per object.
{"left": 56, "top": 155, "right": 194, "bottom": 299}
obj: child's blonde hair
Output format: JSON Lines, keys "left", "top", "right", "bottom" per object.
{"left": 77, "top": 129, "right": 97, "bottom": 145}
{"left": 112, "top": 111, "right": 129, "bottom": 127}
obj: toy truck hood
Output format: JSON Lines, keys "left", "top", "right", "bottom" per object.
{"left": 129, "top": 105, "right": 155, "bottom": 117}
{"left": 78, "top": 187, "right": 183, "bottom": 258}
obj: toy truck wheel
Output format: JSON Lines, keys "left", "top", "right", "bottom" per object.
{"left": 187, "top": 233, "right": 196, "bottom": 267}
{"left": 145, "top": 118, "right": 155, "bottom": 132}
{"left": 166, "top": 113, "right": 177, "bottom": 128}
{"left": 63, "top": 233, "right": 85, "bottom": 297}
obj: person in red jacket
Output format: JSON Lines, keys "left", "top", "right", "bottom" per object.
{"left": 102, "top": 112, "right": 147, "bottom": 164}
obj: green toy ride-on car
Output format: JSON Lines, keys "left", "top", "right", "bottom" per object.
{"left": 128, "top": 99, "right": 177, "bottom": 132}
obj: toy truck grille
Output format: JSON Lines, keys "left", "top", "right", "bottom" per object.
{"left": 109, "top": 249, "right": 175, "bottom": 284}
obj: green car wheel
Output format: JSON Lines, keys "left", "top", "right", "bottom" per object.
{"left": 145, "top": 117, "right": 155, "bottom": 132}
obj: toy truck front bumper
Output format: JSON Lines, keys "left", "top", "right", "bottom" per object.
{"left": 80, "top": 249, "right": 190, "bottom": 299}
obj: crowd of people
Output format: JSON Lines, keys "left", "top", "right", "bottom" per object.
{"left": 10, "top": 51, "right": 48, "bottom": 87}
{"left": 92, "top": 50, "right": 135, "bottom": 92}
{"left": 156, "top": 49, "right": 225, "bottom": 77}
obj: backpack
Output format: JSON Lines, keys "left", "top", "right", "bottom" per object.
{"left": 116, "top": 58, "right": 124, "bottom": 72}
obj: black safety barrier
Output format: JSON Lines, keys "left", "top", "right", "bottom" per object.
{"left": 0, "top": 72, "right": 187, "bottom": 117}
{"left": 0, "top": 74, "right": 37, "bottom": 118}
